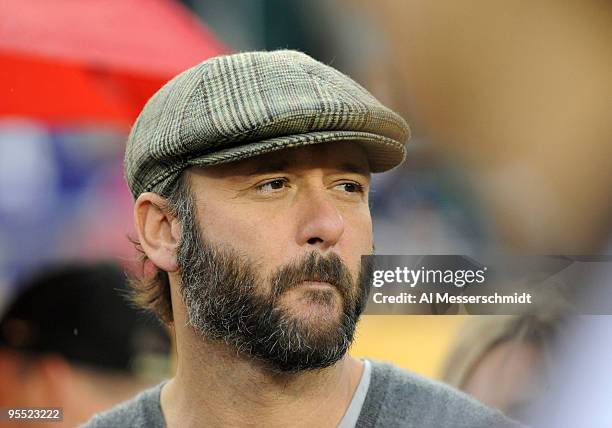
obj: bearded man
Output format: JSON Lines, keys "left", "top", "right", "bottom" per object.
{"left": 83, "top": 50, "right": 520, "bottom": 428}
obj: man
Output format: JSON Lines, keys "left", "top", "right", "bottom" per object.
{"left": 0, "top": 262, "right": 170, "bottom": 427}
{"left": 84, "top": 50, "right": 519, "bottom": 427}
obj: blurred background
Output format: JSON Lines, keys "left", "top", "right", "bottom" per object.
{"left": 1, "top": 0, "right": 611, "bottom": 425}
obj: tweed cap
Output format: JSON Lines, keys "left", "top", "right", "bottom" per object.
{"left": 125, "top": 50, "right": 410, "bottom": 198}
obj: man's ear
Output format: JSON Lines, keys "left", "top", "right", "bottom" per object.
{"left": 134, "top": 192, "right": 181, "bottom": 273}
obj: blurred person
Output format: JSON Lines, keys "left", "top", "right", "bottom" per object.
{"left": 84, "top": 50, "right": 521, "bottom": 427}
{"left": 0, "top": 261, "right": 171, "bottom": 427}
{"left": 363, "top": 0, "right": 612, "bottom": 253}
{"left": 441, "top": 301, "right": 568, "bottom": 422}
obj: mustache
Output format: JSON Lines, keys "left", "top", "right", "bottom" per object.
{"left": 269, "top": 252, "right": 354, "bottom": 299}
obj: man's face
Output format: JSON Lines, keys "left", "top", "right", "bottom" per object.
{"left": 176, "top": 142, "right": 375, "bottom": 373}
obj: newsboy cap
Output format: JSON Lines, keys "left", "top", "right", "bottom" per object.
{"left": 125, "top": 50, "right": 410, "bottom": 198}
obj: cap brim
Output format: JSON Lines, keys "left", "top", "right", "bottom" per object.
{"left": 187, "top": 130, "right": 407, "bottom": 173}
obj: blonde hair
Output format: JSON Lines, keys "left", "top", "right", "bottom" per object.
{"left": 441, "top": 300, "right": 569, "bottom": 389}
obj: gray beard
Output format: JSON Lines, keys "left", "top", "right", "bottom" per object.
{"left": 176, "top": 208, "right": 373, "bottom": 373}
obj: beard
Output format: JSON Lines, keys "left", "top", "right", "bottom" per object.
{"left": 176, "top": 208, "right": 373, "bottom": 374}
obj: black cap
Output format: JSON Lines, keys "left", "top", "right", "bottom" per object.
{"left": 0, "top": 262, "right": 170, "bottom": 374}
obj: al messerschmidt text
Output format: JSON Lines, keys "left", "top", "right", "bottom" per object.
{"left": 372, "top": 292, "right": 532, "bottom": 305}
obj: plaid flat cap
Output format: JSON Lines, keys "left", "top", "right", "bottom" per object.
{"left": 125, "top": 50, "right": 410, "bottom": 198}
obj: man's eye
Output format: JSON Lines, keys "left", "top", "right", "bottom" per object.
{"left": 336, "top": 182, "right": 364, "bottom": 193}
{"left": 257, "top": 179, "right": 287, "bottom": 192}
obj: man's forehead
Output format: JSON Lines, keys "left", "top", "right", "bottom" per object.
{"left": 201, "top": 142, "right": 371, "bottom": 177}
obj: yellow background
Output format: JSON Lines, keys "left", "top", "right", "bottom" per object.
{"left": 351, "top": 315, "right": 469, "bottom": 379}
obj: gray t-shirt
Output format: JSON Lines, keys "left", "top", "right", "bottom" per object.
{"left": 82, "top": 360, "right": 522, "bottom": 428}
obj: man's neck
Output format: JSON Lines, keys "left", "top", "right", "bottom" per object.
{"left": 160, "top": 338, "right": 364, "bottom": 428}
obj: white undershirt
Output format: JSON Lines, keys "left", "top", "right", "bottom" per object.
{"left": 337, "top": 359, "right": 372, "bottom": 428}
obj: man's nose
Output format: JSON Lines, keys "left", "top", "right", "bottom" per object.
{"left": 295, "top": 188, "right": 345, "bottom": 250}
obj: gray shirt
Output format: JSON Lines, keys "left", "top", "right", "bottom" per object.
{"left": 82, "top": 360, "right": 521, "bottom": 428}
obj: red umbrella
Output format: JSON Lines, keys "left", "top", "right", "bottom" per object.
{"left": 0, "top": 0, "right": 227, "bottom": 127}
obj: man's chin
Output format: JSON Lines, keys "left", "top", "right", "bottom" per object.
{"left": 194, "top": 296, "right": 356, "bottom": 374}
{"left": 255, "top": 325, "right": 352, "bottom": 374}
{"left": 278, "top": 287, "right": 344, "bottom": 324}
